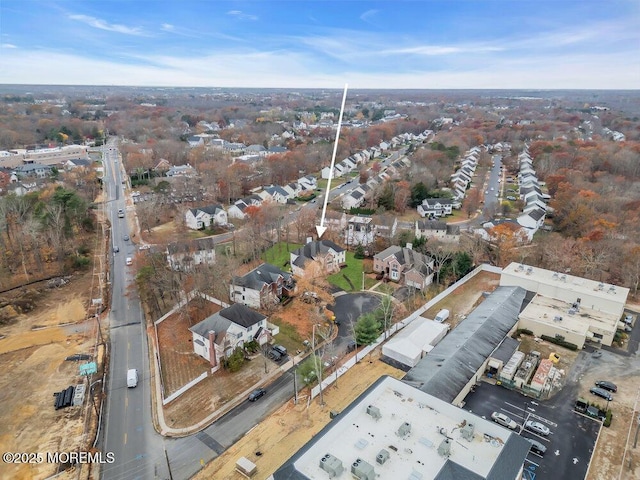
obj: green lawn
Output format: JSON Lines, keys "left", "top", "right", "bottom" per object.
{"left": 328, "top": 252, "right": 364, "bottom": 291}
{"left": 262, "top": 242, "right": 302, "bottom": 268}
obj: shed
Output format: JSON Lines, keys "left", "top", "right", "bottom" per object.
{"left": 382, "top": 317, "right": 449, "bottom": 368}
{"left": 235, "top": 457, "right": 257, "bottom": 478}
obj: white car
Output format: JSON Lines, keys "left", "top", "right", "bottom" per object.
{"left": 525, "top": 420, "right": 550, "bottom": 436}
{"left": 491, "top": 412, "right": 518, "bottom": 430}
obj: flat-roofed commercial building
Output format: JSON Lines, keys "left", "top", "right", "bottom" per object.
{"left": 270, "top": 376, "right": 531, "bottom": 480}
{"left": 500, "top": 263, "right": 628, "bottom": 348}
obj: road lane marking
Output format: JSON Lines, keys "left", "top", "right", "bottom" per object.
{"left": 124, "top": 433, "right": 127, "bottom": 445}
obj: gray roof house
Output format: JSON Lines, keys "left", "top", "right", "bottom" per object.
{"left": 189, "top": 304, "right": 268, "bottom": 370}
{"left": 290, "top": 240, "right": 346, "bottom": 276}
{"left": 230, "top": 263, "right": 295, "bottom": 309}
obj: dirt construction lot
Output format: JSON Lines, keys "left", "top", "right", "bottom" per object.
{"left": 0, "top": 272, "right": 100, "bottom": 480}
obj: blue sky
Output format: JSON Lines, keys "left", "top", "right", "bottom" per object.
{"left": 1, "top": 0, "right": 638, "bottom": 89}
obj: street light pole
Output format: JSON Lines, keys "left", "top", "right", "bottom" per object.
{"left": 312, "top": 324, "right": 324, "bottom": 406}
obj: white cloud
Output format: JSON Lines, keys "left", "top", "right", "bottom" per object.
{"left": 68, "top": 14, "right": 148, "bottom": 36}
{"left": 360, "top": 9, "right": 379, "bottom": 24}
{"left": 1, "top": 47, "right": 637, "bottom": 89}
{"left": 161, "top": 23, "right": 175, "bottom": 32}
{"left": 1, "top": 43, "right": 18, "bottom": 49}
{"left": 227, "top": 10, "right": 258, "bottom": 21}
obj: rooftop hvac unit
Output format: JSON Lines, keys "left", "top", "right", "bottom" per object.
{"left": 437, "top": 439, "right": 452, "bottom": 458}
{"left": 552, "top": 272, "right": 559, "bottom": 280}
{"left": 366, "top": 405, "right": 382, "bottom": 420}
{"left": 460, "top": 423, "right": 475, "bottom": 441}
{"left": 553, "top": 315, "right": 563, "bottom": 322}
{"left": 319, "top": 453, "right": 344, "bottom": 478}
{"left": 526, "top": 267, "right": 533, "bottom": 275}
{"left": 568, "top": 308, "right": 576, "bottom": 315}
{"left": 517, "top": 264, "right": 524, "bottom": 271}
{"left": 351, "top": 458, "right": 376, "bottom": 480}
{"left": 609, "top": 286, "right": 616, "bottom": 294}
{"left": 375, "top": 449, "right": 390, "bottom": 465}
{"left": 560, "top": 275, "right": 567, "bottom": 282}
{"left": 598, "top": 283, "right": 604, "bottom": 291}
{"left": 397, "top": 422, "right": 411, "bottom": 438}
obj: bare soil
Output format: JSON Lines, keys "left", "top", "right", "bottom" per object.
{"left": 0, "top": 272, "right": 98, "bottom": 480}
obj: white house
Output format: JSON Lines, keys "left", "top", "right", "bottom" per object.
{"left": 263, "top": 185, "right": 290, "bottom": 204}
{"left": 189, "top": 304, "right": 268, "bottom": 371}
{"left": 166, "top": 237, "right": 217, "bottom": 271}
{"left": 230, "top": 263, "right": 295, "bottom": 309}
{"left": 417, "top": 198, "right": 454, "bottom": 218}
{"left": 341, "top": 189, "right": 365, "bottom": 210}
{"left": 345, "top": 215, "right": 375, "bottom": 247}
{"left": 185, "top": 204, "right": 228, "bottom": 230}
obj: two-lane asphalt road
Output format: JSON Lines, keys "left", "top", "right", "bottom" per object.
{"left": 99, "top": 141, "right": 169, "bottom": 480}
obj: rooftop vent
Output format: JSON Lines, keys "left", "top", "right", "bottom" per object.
{"left": 366, "top": 405, "right": 382, "bottom": 420}
{"left": 397, "top": 422, "right": 411, "bottom": 438}
{"left": 319, "top": 454, "right": 344, "bottom": 478}
{"left": 460, "top": 423, "right": 475, "bottom": 441}
{"left": 351, "top": 458, "right": 376, "bottom": 480}
{"left": 375, "top": 449, "right": 390, "bottom": 465}
{"left": 437, "top": 439, "right": 452, "bottom": 458}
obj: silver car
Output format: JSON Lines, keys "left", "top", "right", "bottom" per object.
{"left": 525, "top": 420, "right": 550, "bottom": 436}
{"left": 491, "top": 412, "right": 518, "bottom": 430}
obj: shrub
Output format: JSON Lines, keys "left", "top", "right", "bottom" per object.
{"left": 604, "top": 410, "right": 613, "bottom": 427}
{"left": 516, "top": 328, "right": 534, "bottom": 336}
{"left": 541, "top": 334, "right": 578, "bottom": 351}
{"left": 224, "top": 347, "right": 246, "bottom": 372}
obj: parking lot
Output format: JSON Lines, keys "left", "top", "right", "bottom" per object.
{"left": 464, "top": 382, "right": 601, "bottom": 480}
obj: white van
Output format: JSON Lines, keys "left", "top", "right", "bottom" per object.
{"left": 127, "top": 369, "right": 138, "bottom": 388}
{"left": 125, "top": 257, "right": 133, "bottom": 266}
{"left": 434, "top": 309, "right": 450, "bottom": 323}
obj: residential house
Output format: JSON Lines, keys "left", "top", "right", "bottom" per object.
{"left": 323, "top": 210, "right": 347, "bottom": 234}
{"left": 341, "top": 189, "right": 365, "bottom": 210}
{"left": 154, "top": 158, "right": 171, "bottom": 172}
{"left": 415, "top": 220, "right": 461, "bottom": 242}
{"left": 345, "top": 215, "right": 374, "bottom": 247}
{"left": 14, "top": 163, "right": 52, "bottom": 178}
{"left": 417, "top": 198, "right": 454, "bottom": 218}
{"left": 187, "top": 136, "right": 205, "bottom": 148}
{"left": 166, "top": 237, "right": 217, "bottom": 271}
{"left": 266, "top": 146, "right": 287, "bottom": 156}
{"left": 63, "top": 158, "right": 92, "bottom": 170}
{"left": 372, "top": 214, "right": 398, "bottom": 239}
{"left": 245, "top": 144, "right": 267, "bottom": 156}
{"left": 230, "top": 263, "right": 295, "bottom": 309}
{"left": 263, "top": 185, "right": 290, "bottom": 204}
{"left": 373, "top": 244, "right": 434, "bottom": 290}
{"left": 290, "top": 239, "right": 346, "bottom": 276}
{"left": 185, "top": 204, "right": 228, "bottom": 230}
{"left": 297, "top": 175, "right": 317, "bottom": 192}
{"left": 189, "top": 304, "right": 268, "bottom": 371}
{"left": 227, "top": 201, "right": 249, "bottom": 219}
{"left": 166, "top": 164, "right": 197, "bottom": 177}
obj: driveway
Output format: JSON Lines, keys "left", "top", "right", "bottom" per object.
{"left": 328, "top": 293, "right": 382, "bottom": 352}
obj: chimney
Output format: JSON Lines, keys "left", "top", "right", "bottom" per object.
{"left": 208, "top": 331, "right": 217, "bottom": 367}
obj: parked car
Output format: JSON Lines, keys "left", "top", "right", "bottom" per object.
{"left": 590, "top": 387, "right": 613, "bottom": 401}
{"left": 624, "top": 314, "right": 634, "bottom": 325}
{"left": 272, "top": 344, "right": 287, "bottom": 357}
{"left": 113, "top": 245, "right": 120, "bottom": 253}
{"left": 524, "top": 420, "right": 550, "bottom": 436}
{"left": 267, "top": 349, "right": 283, "bottom": 362}
{"left": 595, "top": 380, "right": 617, "bottom": 393}
{"left": 248, "top": 388, "right": 266, "bottom": 402}
{"left": 527, "top": 438, "right": 547, "bottom": 456}
{"left": 123, "top": 234, "right": 130, "bottom": 241}
{"left": 491, "top": 412, "right": 518, "bottom": 430}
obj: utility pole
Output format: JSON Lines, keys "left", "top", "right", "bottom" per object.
{"left": 312, "top": 324, "right": 325, "bottom": 406}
